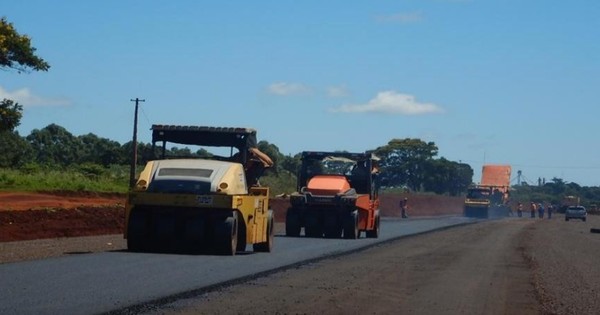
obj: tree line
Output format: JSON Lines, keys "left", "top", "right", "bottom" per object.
{"left": 0, "top": 119, "right": 473, "bottom": 196}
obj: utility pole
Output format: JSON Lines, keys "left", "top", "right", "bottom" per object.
{"left": 129, "top": 98, "right": 145, "bottom": 188}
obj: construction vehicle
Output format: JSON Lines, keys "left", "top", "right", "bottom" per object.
{"left": 558, "top": 195, "right": 580, "bottom": 213}
{"left": 285, "top": 151, "right": 381, "bottom": 239}
{"left": 464, "top": 164, "right": 511, "bottom": 218}
{"left": 124, "top": 125, "right": 274, "bottom": 255}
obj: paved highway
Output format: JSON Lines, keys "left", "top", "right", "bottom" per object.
{"left": 0, "top": 216, "right": 476, "bottom": 315}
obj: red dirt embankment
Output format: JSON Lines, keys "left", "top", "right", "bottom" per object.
{"left": 0, "top": 192, "right": 464, "bottom": 242}
{"left": 0, "top": 192, "right": 125, "bottom": 242}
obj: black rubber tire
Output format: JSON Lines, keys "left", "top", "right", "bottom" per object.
{"left": 127, "top": 209, "right": 148, "bottom": 252}
{"left": 583, "top": 218, "right": 587, "bottom": 222}
{"left": 154, "top": 214, "right": 176, "bottom": 251}
{"left": 236, "top": 217, "right": 247, "bottom": 252}
{"left": 285, "top": 208, "right": 301, "bottom": 237}
{"left": 323, "top": 214, "right": 342, "bottom": 238}
{"left": 214, "top": 214, "right": 238, "bottom": 256}
{"left": 343, "top": 210, "right": 359, "bottom": 239}
{"left": 305, "top": 215, "right": 322, "bottom": 238}
{"left": 184, "top": 216, "right": 205, "bottom": 252}
{"left": 590, "top": 228, "right": 600, "bottom": 234}
{"left": 366, "top": 211, "right": 380, "bottom": 239}
{"left": 254, "top": 210, "right": 274, "bottom": 252}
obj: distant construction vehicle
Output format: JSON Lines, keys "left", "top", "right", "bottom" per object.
{"left": 558, "top": 195, "right": 580, "bottom": 213}
{"left": 285, "top": 151, "right": 381, "bottom": 239}
{"left": 124, "top": 125, "right": 274, "bottom": 255}
{"left": 464, "top": 164, "right": 512, "bottom": 218}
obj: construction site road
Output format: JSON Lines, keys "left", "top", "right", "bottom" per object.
{"left": 0, "top": 216, "right": 474, "bottom": 315}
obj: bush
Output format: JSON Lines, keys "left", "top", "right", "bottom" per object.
{"left": 260, "top": 170, "right": 297, "bottom": 197}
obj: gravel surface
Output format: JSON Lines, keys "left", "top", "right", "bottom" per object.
{"left": 522, "top": 214, "right": 600, "bottom": 315}
{"left": 0, "top": 234, "right": 126, "bottom": 264}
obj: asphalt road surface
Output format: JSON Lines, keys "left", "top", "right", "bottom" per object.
{"left": 0, "top": 216, "right": 473, "bottom": 315}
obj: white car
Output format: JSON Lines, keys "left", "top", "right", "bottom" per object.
{"left": 565, "top": 206, "right": 587, "bottom": 222}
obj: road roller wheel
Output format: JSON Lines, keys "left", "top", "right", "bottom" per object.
{"left": 304, "top": 214, "right": 322, "bottom": 238}
{"left": 343, "top": 210, "right": 359, "bottom": 239}
{"left": 127, "top": 209, "right": 149, "bottom": 252}
{"left": 285, "top": 208, "right": 301, "bottom": 237}
{"left": 214, "top": 213, "right": 238, "bottom": 256}
{"left": 323, "top": 214, "right": 342, "bottom": 238}
{"left": 254, "top": 210, "right": 274, "bottom": 252}
{"left": 366, "top": 210, "right": 380, "bottom": 238}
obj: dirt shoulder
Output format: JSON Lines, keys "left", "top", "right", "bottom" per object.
{"left": 0, "top": 191, "right": 125, "bottom": 211}
{"left": 522, "top": 215, "right": 600, "bottom": 314}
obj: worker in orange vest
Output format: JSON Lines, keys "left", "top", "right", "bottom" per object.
{"left": 400, "top": 197, "right": 409, "bottom": 218}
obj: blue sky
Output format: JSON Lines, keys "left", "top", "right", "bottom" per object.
{"left": 2, "top": 0, "right": 599, "bottom": 186}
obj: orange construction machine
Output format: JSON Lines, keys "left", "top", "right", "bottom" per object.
{"left": 285, "top": 151, "right": 381, "bottom": 239}
{"left": 464, "top": 164, "right": 511, "bottom": 218}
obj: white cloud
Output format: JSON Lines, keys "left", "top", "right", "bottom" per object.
{"left": 330, "top": 91, "right": 444, "bottom": 115}
{"left": 0, "top": 86, "right": 71, "bottom": 107}
{"left": 327, "top": 85, "right": 350, "bottom": 98}
{"left": 375, "top": 12, "right": 423, "bottom": 24}
{"left": 266, "top": 82, "right": 310, "bottom": 96}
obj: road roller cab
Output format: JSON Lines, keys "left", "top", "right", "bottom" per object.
{"left": 285, "top": 151, "right": 381, "bottom": 239}
{"left": 125, "top": 125, "right": 274, "bottom": 255}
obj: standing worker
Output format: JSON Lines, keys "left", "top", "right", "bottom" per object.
{"left": 400, "top": 197, "right": 409, "bottom": 218}
{"left": 517, "top": 202, "right": 523, "bottom": 217}
{"left": 547, "top": 203, "right": 553, "bottom": 219}
{"left": 530, "top": 202, "right": 536, "bottom": 218}
{"left": 538, "top": 203, "right": 545, "bottom": 218}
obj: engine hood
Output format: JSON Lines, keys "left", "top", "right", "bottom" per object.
{"left": 305, "top": 175, "right": 351, "bottom": 195}
{"left": 135, "top": 159, "right": 248, "bottom": 195}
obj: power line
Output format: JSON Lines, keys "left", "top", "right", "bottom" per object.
{"left": 139, "top": 105, "right": 153, "bottom": 130}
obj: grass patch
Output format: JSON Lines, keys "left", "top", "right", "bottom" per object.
{"left": 0, "top": 166, "right": 129, "bottom": 193}
{"left": 0, "top": 164, "right": 297, "bottom": 197}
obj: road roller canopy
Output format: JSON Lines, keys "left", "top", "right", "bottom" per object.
{"left": 151, "top": 124, "right": 258, "bottom": 163}
{"left": 151, "top": 125, "right": 257, "bottom": 149}
{"left": 297, "top": 151, "right": 380, "bottom": 195}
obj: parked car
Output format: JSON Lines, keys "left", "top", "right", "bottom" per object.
{"left": 565, "top": 206, "right": 587, "bottom": 222}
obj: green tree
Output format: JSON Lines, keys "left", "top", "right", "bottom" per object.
{"left": 280, "top": 153, "right": 301, "bottom": 175}
{"left": 0, "top": 17, "right": 50, "bottom": 72}
{"left": 0, "top": 130, "right": 32, "bottom": 167}
{"left": 121, "top": 141, "right": 160, "bottom": 166}
{"left": 195, "top": 148, "right": 213, "bottom": 158}
{"left": 78, "top": 133, "right": 124, "bottom": 166}
{"left": 375, "top": 138, "right": 439, "bottom": 191}
{"left": 168, "top": 146, "right": 195, "bottom": 158}
{"left": 1, "top": 17, "right": 50, "bottom": 162}
{"left": 422, "top": 158, "right": 473, "bottom": 195}
{"left": 26, "top": 124, "right": 83, "bottom": 166}
{"left": 0, "top": 99, "right": 23, "bottom": 132}
{"left": 256, "top": 140, "right": 284, "bottom": 173}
